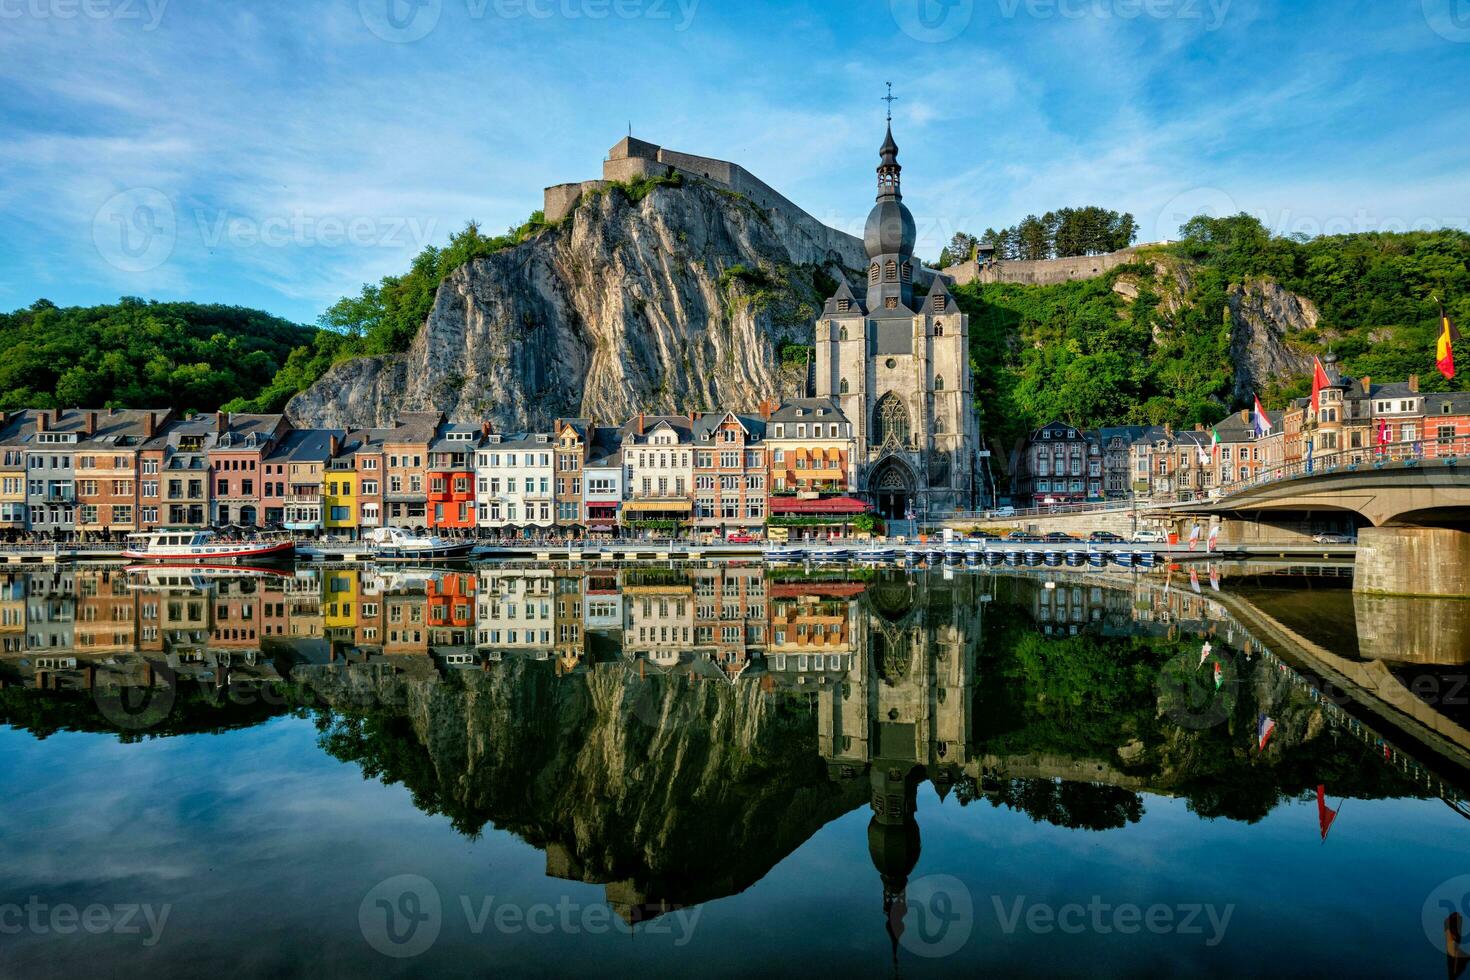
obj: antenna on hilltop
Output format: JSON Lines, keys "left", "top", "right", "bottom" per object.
{"left": 882, "top": 82, "right": 898, "bottom": 123}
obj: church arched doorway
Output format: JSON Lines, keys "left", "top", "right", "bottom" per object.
{"left": 870, "top": 457, "right": 914, "bottom": 522}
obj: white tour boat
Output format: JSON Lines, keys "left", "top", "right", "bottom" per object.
{"left": 367, "top": 526, "right": 477, "bottom": 561}
{"left": 122, "top": 529, "right": 295, "bottom": 564}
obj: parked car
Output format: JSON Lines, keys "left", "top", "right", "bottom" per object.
{"left": 1006, "top": 530, "right": 1043, "bottom": 543}
{"left": 1133, "top": 530, "right": 1167, "bottom": 544}
{"left": 1312, "top": 532, "right": 1356, "bottom": 544}
{"left": 1088, "top": 531, "right": 1126, "bottom": 543}
{"left": 1041, "top": 532, "right": 1076, "bottom": 543}
{"left": 991, "top": 506, "right": 1017, "bottom": 518}
{"left": 726, "top": 533, "right": 755, "bottom": 544}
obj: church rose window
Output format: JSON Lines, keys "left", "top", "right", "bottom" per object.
{"left": 874, "top": 394, "right": 909, "bottom": 449}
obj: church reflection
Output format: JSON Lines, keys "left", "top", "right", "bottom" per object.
{"left": 2, "top": 562, "right": 1469, "bottom": 953}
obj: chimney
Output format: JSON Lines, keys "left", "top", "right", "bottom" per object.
{"left": 84, "top": 411, "right": 97, "bottom": 436}
{"left": 216, "top": 411, "right": 228, "bottom": 434}
{"left": 688, "top": 410, "right": 697, "bottom": 427}
{"left": 329, "top": 434, "right": 341, "bottom": 457}
{"left": 1164, "top": 422, "right": 1173, "bottom": 439}
{"left": 1194, "top": 423, "right": 1204, "bottom": 432}
{"left": 1409, "top": 374, "right": 1420, "bottom": 393}
{"left": 36, "top": 411, "right": 48, "bottom": 433}
{"left": 143, "top": 412, "right": 156, "bottom": 438}
{"left": 481, "top": 421, "right": 491, "bottom": 439}
{"left": 1360, "top": 376, "right": 1371, "bottom": 394}
{"left": 637, "top": 413, "right": 645, "bottom": 436}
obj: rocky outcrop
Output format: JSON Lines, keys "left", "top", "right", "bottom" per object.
{"left": 1226, "top": 280, "right": 1319, "bottom": 403}
{"left": 287, "top": 179, "right": 860, "bottom": 430}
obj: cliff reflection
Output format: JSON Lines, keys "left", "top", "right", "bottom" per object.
{"left": 0, "top": 563, "right": 1466, "bottom": 928}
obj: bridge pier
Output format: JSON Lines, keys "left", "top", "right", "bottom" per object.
{"left": 1353, "top": 592, "right": 1470, "bottom": 662}
{"left": 1354, "top": 527, "right": 1470, "bottom": 598}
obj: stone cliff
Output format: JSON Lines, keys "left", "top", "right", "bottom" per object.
{"left": 287, "top": 178, "right": 860, "bottom": 430}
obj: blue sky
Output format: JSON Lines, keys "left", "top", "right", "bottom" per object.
{"left": 2, "top": 0, "right": 1467, "bottom": 325}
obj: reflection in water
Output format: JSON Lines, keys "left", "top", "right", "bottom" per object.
{"left": 1, "top": 562, "right": 1468, "bottom": 971}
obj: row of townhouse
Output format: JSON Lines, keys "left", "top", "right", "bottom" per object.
{"left": 1012, "top": 359, "right": 1470, "bottom": 506}
{"left": 0, "top": 398, "right": 866, "bottom": 539}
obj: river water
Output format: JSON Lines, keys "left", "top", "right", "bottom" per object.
{"left": 0, "top": 561, "right": 1467, "bottom": 978}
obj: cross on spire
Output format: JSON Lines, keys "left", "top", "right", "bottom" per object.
{"left": 882, "top": 82, "right": 898, "bottom": 122}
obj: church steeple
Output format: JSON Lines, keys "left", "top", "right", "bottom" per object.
{"left": 878, "top": 84, "right": 902, "bottom": 200}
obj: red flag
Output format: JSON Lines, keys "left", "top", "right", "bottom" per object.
{"left": 1310, "top": 357, "right": 1331, "bottom": 415}
{"left": 1316, "top": 784, "right": 1338, "bottom": 841}
{"left": 1377, "top": 418, "right": 1391, "bottom": 446}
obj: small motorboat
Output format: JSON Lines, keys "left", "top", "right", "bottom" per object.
{"left": 861, "top": 549, "right": 897, "bottom": 563}
{"left": 765, "top": 549, "right": 807, "bottom": 563}
{"left": 965, "top": 550, "right": 983, "bottom": 566}
{"left": 1064, "top": 551, "right": 1086, "bottom": 567}
{"left": 904, "top": 549, "right": 924, "bottom": 564}
{"left": 926, "top": 548, "right": 944, "bottom": 564}
{"left": 368, "top": 526, "right": 476, "bottom": 562}
{"left": 1111, "top": 551, "right": 1137, "bottom": 568}
{"left": 1137, "top": 551, "right": 1158, "bottom": 568}
{"left": 983, "top": 551, "right": 1004, "bottom": 567}
{"left": 123, "top": 529, "right": 294, "bottom": 565}
{"left": 1004, "top": 551, "right": 1022, "bottom": 567}
{"left": 1088, "top": 551, "right": 1108, "bottom": 568}
{"left": 1043, "top": 550, "right": 1062, "bottom": 567}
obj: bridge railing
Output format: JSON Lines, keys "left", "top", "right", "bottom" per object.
{"left": 1205, "top": 435, "right": 1470, "bottom": 504}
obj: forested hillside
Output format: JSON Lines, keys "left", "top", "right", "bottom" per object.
{"left": 0, "top": 298, "right": 315, "bottom": 413}
{"left": 955, "top": 215, "right": 1470, "bottom": 458}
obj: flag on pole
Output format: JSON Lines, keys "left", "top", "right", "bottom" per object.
{"left": 1189, "top": 566, "right": 1201, "bottom": 593}
{"left": 1188, "top": 523, "right": 1201, "bottom": 551}
{"left": 1306, "top": 437, "right": 1315, "bottom": 474}
{"left": 1316, "top": 784, "right": 1338, "bottom": 841}
{"left": 1257, "top": 714, "right": 1277, "bottom": 750}
{"left": 1310, "top": 356, "right": 1331, "bottom": 415}
{"left": 1196, "top": 437, "right": 1210, "bottom": 467}
{"left": 1198, "top": 640, "right": 1212, "bottom": 668}
{"left": 1438, "top": 301, "right": 1460, "bottom": 381}
{"left": 1209, "top": 564, "right": 1221, "bottom": 591}
{"left": 1207, "top": 523, "right": 1220, "bottom": 553}
{"left": 1213, "top": 661, "right": 1223, "bottom": 690}
{"left": 1252, "top": 395, "right": 1273, "bottom": 437}
{"left": 1377, "top": 417, "right": 1391, "bottom": 447}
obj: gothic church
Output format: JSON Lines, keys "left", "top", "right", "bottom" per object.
{"left": 814, "top": 119, "right": 985, "bottom": 520}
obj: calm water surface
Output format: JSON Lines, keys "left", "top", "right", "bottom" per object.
{"left": 1, "top": 561, "right": 1468, "bottom": 978}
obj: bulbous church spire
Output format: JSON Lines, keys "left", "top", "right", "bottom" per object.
{"left": 864, "top": 101, "right": 917, "bottom": 263}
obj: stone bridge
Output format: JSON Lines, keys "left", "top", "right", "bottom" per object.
{"left": 1146, "top": 455, "right": 1470, "bottom": 597}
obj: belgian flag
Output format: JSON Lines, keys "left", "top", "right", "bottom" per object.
{"left": 1439, "top": 301, "right": 1461, "bottom": 381}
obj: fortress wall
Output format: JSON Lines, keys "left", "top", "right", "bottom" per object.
{"left": 544, "top": 140, "right": 868, "bottom": 269}
{"left": 943, "top": 247, "right": 1147, "bottom": 287}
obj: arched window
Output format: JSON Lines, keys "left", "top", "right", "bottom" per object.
{"left": 869, "top": 263, "right": 880, "bottom": 285}
{"left": 935, "top": 413, "right": 946, "bottom": 434}
{"left": 839, "top": 378, "right": 850, "bottom": 394}
{"left": 873, "top": 393, "right": 910, "bottom": 449}
{"left": 934, "top": 321, "right": 944, "bottom": 336}
{"left": 884, "top": 260, "right": 898, "bottom": 282}
{"left": 934, "top": 375, "right": 944, "bottom": 391}
{"left": 839, "top": 325, "right": 848, "bottom": 341}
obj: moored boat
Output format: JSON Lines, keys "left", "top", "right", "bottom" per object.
{"left": 984, "top": 550, "right": 1004, "bottom": 567}
{"left": 123, "top": 529, "right": 294, "bottom": 564}
{"left": 1111, "top": 551, "right": 1137, "bottom": 568}
{"left": 367, "top": 526, "right": 476, "bottom": 562}
{"left": 1065, "top": 551, "right": 1086, "bottom": 567}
